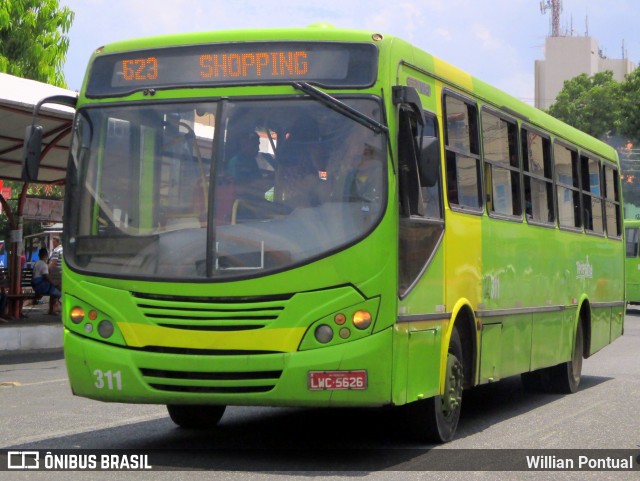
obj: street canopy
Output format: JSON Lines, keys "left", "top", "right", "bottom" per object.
{"left": 0, "top": 73, "right": 75, "bottom": 184}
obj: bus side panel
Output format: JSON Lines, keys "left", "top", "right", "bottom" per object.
{"left": 590, "top": 305, "right": 613, "bottom": 355}
{"left": 612, "top": 305, "right": 624, "bottom": 340}
{"left": 530, "top": 309, "right": 574, "bottom": 371}
{"left": 478, "top": 315, "right": 537, "bottom": 384}
{"left": 407, "top": 327, "right": 441, "bottom": 400}
{"left": 479, "top": 322, "right": 502, "bottom": 383}
{"left": 392, "top": 320, "right": 444, "bottom": 406}
{"left": 444, "top": 212, "right": 483, "bottom": 317}
{"left": 497, "top": 313, "right": 532, "bottom": 378}
{"left": 625, "top": 256, "right": 640, "bottom": 303}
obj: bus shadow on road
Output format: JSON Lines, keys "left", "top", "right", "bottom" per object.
{"left": 4, "top": 374, "right": 612, "bottom": 472}
{"left": 6, "top": 409, "right": 436, "bottom": 471}
{"left": 456, "top": 374, "right": 612, "bottom": 439}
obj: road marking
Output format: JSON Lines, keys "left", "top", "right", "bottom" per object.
{"left": 0, "top": 381, "right": 21, "bottom": 387}
{"left": 0, "top": 378, "right": 68, "bottom": 387}
{"left": 8, "top": 412, "right": 168, "bottom": 446}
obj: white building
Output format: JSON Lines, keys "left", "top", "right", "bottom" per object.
{"left": 535, "top": 35, "right": 636, "bottom": 111}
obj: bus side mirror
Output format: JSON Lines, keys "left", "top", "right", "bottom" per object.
{"left": 22, "top": 125, "right": 44, "bottom": 182}
{"left": 21, "top": 94, "right": 78, "bottom": 182}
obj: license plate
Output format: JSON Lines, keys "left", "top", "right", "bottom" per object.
{"left": 308, "top": 370, "right": 367, "bottom": 390}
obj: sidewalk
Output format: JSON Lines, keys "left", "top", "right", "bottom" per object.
{"left": 0, "top": 298, "right": 62, "bottom": 355}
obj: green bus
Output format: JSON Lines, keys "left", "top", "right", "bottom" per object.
{"left": 625, "top": 219, "right": 640, "bottom": 303}
{"left": 25, "top": 25, "right": 625, "bottom": 442}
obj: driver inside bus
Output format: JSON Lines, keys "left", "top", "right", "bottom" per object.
{"left": 226, "top": 129, "right": 262, "bottom": 187}
{"left": 276, "top": 119, "right": 330, "bottom": 207}
{"left": 224, "top": 127, "right": 276, "bottom": 222}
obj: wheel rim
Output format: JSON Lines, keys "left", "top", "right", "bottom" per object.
{"left": 441, "top": 352, "right": 464, "bottom": 419}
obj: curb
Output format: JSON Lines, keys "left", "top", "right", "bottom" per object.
{"left": 0, "top": 323, "right": 63, "bottom": 353}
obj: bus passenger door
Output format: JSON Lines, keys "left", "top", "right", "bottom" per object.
{"left": 396, "top": 104, "right": 446, "bottom": 402}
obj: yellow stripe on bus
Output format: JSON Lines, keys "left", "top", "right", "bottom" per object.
{"left": 433, "top": 58, "right": 473, "bottom": 91}
{"left": 118, "top": 322, "right": 306, "bottom": 352}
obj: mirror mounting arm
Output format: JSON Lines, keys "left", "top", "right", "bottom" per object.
{"left": 392, "top": 86, "right": 424, "bottom": 126}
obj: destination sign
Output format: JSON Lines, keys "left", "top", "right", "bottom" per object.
{"left": 86, "top": 42, "right": 378, "bottom": 97}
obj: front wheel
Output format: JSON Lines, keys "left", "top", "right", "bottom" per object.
{"left": 406, "top": 327, "right": 464, "bottom": 443}
{"left": 167, "top": 404, "right": 226, "bottom": 429}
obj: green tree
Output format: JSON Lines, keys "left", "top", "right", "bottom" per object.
{"left": 548, "top": 68, "right": 640, "bottom": 211}
{"left": 620, "top": 68, "right": 640, "bottom": 142}
{"left": 0, "top": 0, "right": 74, "bottom": 87}
{"left": 547, "top": 71, "right": 622, "bottom": 140}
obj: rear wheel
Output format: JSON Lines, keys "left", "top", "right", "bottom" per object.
{"left": 167, "top": 404, "right": 226, "bottom": 429}
{"left": 407, "top": 327, "right": 464, "bottom": 443}
{"left": 548, "top": 320, "right": 583, "bottom": 394}
{"left": 520, "top": 320, "right": 584, "bottom": 394}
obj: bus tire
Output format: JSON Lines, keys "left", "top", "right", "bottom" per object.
{"left": 548, "top": 320, "right": 584, "bottom": 394}
{"left": 167, "top": 404, "right": 226, "bottom": 429}
{"left": 408, "top": 326, "right": 464, "bottom": 443}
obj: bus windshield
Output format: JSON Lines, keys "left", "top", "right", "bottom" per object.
{"left": 65, "top": 97, "right": 386, "bottom": 280}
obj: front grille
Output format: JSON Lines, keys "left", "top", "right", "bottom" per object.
{"left": 139, "top": 367, "right": 282, "bottom": 394}
{"left": 132, "top": 291, "right": 292, "bottom": 331}
{"left": 137, "top": 346, "right": 282, "bottom": 355}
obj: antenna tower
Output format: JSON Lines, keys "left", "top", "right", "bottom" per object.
{"left": 540, "top": 0, "right": 563, "bottom": 37}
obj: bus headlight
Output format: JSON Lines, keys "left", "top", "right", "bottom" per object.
{"left": 298, "top": 297, "right": 380, "bottom": 351}
{"left": 314, "top": 324, "right": 334, "bottom": 343}
{"left": 98, "top": 320, "right": 115, "bottom": 338}
{"left": 65, "top": 295, "right": 126, "bottom": 346}
{"left": 70, "top": 306, "right": 85, "bottom": 324}
{"left": 352, "top": 310, "right": 372, "bottom": 330}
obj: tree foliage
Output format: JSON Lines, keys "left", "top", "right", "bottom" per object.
{"left": 547, "top": 69, "right": 640, "bottom": 210}
{"left": 620, "top": 68, "right": 640, "bottom": 142}
{"left": 547, "top": 71, "right": 623, "bottom": 140}
{"left": 0, "top": 0, "right": 74, "bottom": 87}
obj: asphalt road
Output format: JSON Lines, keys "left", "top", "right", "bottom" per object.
{"left": 1, "top": 309, "right": 639, "bottom": 480}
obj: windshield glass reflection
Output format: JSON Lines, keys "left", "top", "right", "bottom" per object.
{"left": 66, "top": 98, "right": 386, "bottom": 279}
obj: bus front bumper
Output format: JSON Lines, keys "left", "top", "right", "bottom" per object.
{"left": 64, "top": 327, "right": 393, "bottom": 407}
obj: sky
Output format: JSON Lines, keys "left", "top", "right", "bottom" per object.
{"left": 59, "top": 0, "right": 639, "bottom": 105}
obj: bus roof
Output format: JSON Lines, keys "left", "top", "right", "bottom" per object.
{"left": 86, "top": 25, "right": 618, "bottom": 163}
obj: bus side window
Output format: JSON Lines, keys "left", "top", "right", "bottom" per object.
{"left": 554, "top": 142, "right": 582, "bottom": 230}
{"left": 443, "top": 94, "right": 482, "bottom": 212}
{"left": 521, "top": 128, "right": 554, "bottom": 225}
{"left": 418, "top": 116, "right": 444, "bottom": 219}
{"left": 398, "top": 110, "right": 443, "bottom": 219}
{"left": 580, "top": 155, "right": 604, "bottom": 234}
{"left": 397, "top": 107, "right": 444, "bottom": 297}
{"left": 603, "top": 164, "right": 622, "bottom": 237}
{"left": 481, "top": 110, "right": 521, "bottom": 218}
{"left": 626, "top": 228, "right": 639, "bottom": 257}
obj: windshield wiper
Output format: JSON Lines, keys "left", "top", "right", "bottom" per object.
{"left": 292, "top": 81, "right": 388, "bottom": 135}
